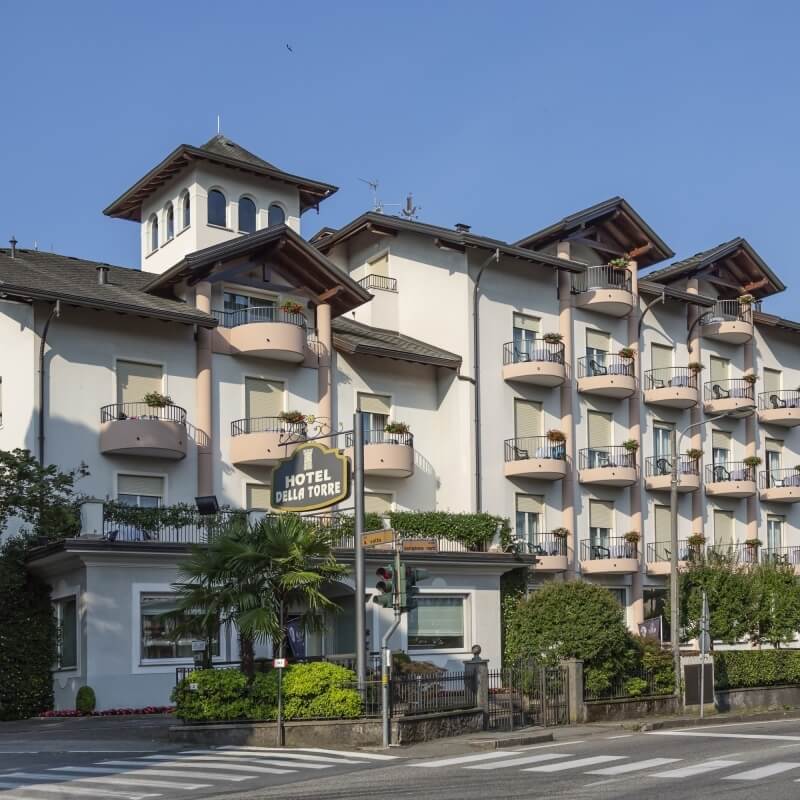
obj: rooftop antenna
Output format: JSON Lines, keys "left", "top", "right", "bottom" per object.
{"left": 217, "top": 114, "right": 221, "bottom": 135}
{"left": 399, "top": 193, "right": 421, "bottom": 221}
{"left": 358, "top": 178, "right": 382, "bottom": 213}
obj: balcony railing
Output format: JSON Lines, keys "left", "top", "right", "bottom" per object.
{"left": 703, "top": 378, "right": 755, "bottom": 403}
{"left": 230, "top": 416, "right": 307, "bottom": 437}
{"left": 212, "top": 306, "right": 307, "bottom": 329}
{"left": 518, "top": 533, "right": 568, "bottom": 557}
{"left": 758, "top": 390, "right": 800, "bottom": 410}
{"left": 646, "top": 540, "right": 697, "bottom": 563}
{"left": 504, "top": 436, "right": 567, "bottom": 463}
{"left": 700, "top": 299, "right": 759, "bottom": 325}
{"left": 759, "top": 468, "right": 800, "bottom": 490}
{"left": 344, "top": 429, "right": 414, "bottom": 447}
{"left": 644, "top": 455, "right": 701, "bottom": 478}
{"left": 762, "top": 546, "right": 800, "bottom": 567}
{"left": 577, "top": 354, "right": 634, "bottom": 379}
{"left": 706, "top": 461, "right": 755, "bottom": 483}
{"left": 580, "top": 537, "right": 637, "bottom": 560}
{"left": 571, "top": 265, "right": 632, "bottom": 294}
{"left": 707, "top": 542, "right": 759, "bottom": 564}
{"left": 100, "top": 402, "right": 187, "bottom": 424}
{"left": 358, "top": 274, "right": 398, "bottom": 292}
{"left": 502, "top": 340, "right": 565, "bottom": 366}
{"left": 643, "top": 367, "right": 698, "bottom": 391}
{"left": 578, "top": 446, "right": 636, "bottom": 470}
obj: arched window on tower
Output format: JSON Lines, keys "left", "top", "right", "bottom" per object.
{"left": 165, "top": 203, "right": 174, "bottom": 241}
{"left": 181, "top": 192, "right": 191, "bottom": 229}
{"left": 268, "top": 203, "right": 286, "bottom": 227}
{"left": 208, "top": 189, "right": 227, "bottom": 227}
{"left": 149, "top": 214, "right": 159, "bottom": 252}
{"left": 238, "top": 197, "right": 256, "bottom": 234}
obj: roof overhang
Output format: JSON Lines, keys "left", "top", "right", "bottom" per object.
{"left": 638, "top": 280, "right": 717, "bottom": 307}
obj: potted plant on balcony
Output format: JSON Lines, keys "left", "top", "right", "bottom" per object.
{"left": 744, "top": 538, "right": 762, "bottom": 561}
{"left": 622, "top": 439, "right": 639, "bottom": 453}
{"left": 279, "top": 410, "right": 306, "bottom": 425}
{"left": 143, "top": 391, "right": 172, "bottom": 408}
{"left": 743, "top": 455, "right": 762, "bottom": 468}
{"left": 688, "top": 362, "right": 704, "bottom": 373}
{"left": 619, "top": 347, "right": 635, "bottom": 359}
{"left": 608, "top": 257, "right": 630, "bottom": 269}
{"left": 552, "top": 527, "right": 569, "bottom": 539}
{"left": 546, "top": 429, "right": 566, "bottom": 443}
{"left": 686, "top": 448, "right": 703, "bottom": 461}
{"left": 624, "top": 531, "right": 640, "bottom": 544}
{"left": 687, "top": 533, "right": 706, "bottom": 559}
{"left": 542, "top": 332, "right": 563, "bottom": 344}
{"left": 385, "top": 421, "right": 410, "bottom": 435}
{"left": 743, "top": 373, "right": 758, "bottom": 385}
{"left": 739, "top": 294, "right": 756, "bottom": 305}
{"left": 280, "top": 300, "right": 304, "bottom": 315}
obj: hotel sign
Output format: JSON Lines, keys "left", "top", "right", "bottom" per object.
{"left": 271, "top": 443, "right": 351, "bottom": 512}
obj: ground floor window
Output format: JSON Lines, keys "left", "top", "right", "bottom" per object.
{"left": 118, "top": 474, "right": 164, "bottom": 507}
{"left": 140, "top": 593, "right": 219, "bottom": 661}
{"left": 643, "top": 587, "right": 669, "bottom": 641}
{"left": 54, "top": 595, "right": 77, "bottom": 670}
{"left": 603, "top": 587, "right": 626, "bottom": 608}
{"left": 407, "top": 596, "right": 464, "bottom": 650}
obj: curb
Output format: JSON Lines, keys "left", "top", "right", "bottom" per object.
{"left": 638, "top": 707, "right": 800, "bottom": 732}
{"left": 468, "top": 731, "right": 553, "bottom": 750}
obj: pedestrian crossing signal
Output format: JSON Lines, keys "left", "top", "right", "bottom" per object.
{"left": 374, "top": 564, "right": 395, "bottom": 608}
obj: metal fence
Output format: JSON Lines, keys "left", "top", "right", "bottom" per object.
{"left": 576, "top": 354, "right": 635, "bottom": 379}
{"left": 358, "top": 274, "right": 398, "bottom": 292}
{"left": 571, "top": 265, "right": 632, "bottom": 294}
{"left": 578, "top": 446, "right": 636, "bottom": 470}
{"left": 502, "top": 340, "right": 565, "bottom": 365}
{"left": 583, "top": 667, "right": 672, "bottom": 701}
{"left": 230, "top": 416, "right": 307, "bottom": 437}
{"left": 758, "top": 390, "right": 800, "bottom": 410}
{"left": 344, "top": 429, "right": 414, "bottom": 447}
{"left": 488, "top": 662, "right": 569, "bottom": 729}
{"left": 759, "top": 468, "right": 800, "bottom": 489}
{"left": 703, "top": 378, "right": 755, "bottom": 403}
{"left": 580, "top": 537, "right": 637, "bottom": 561}
{"left": 504, "top": 435, "right": 567, "bottom": 463}
{"left": 643, "top": 367, "right": 698, "bottom": 391}
{"left": 391, "top": 671, "right": 477, "bottom": 716}
{"left": 212, "top": 306, "right": 307, "bottom": 329}
{"left": 705, "top": 461, "right": 755, "bottom": 484}
{"left": 644, "top": 455, "right": 700, "bottom": 478}
{"left": 103, "top": 509, "right": 245, "bottom": 544}
{"left": 646, "top": 540, "right": 696, "bottom": 563}
{"left": 100, "top": 402, "right": 187, "bottom": 424}
{"left": 700, "top": 299, "right": 758, "bottom": 325}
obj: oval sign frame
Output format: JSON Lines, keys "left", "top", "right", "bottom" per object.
{"left": 270, "top": 442, "right": 352, "bottom": 513}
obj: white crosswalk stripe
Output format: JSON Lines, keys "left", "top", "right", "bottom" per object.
{"left": 172, "top": 751, "right": 333, "bottom": 768}
{"left": 523, "top": 755, "right": 626, "bottom": 773}
{"left": 415, "top": 751, "right": 522, "bottom": 768}
{"left": 586, "top": 758, "right": 682, "bottom": 775}
{"left": 217, "top": 746, "right": 399, "bottom": 761}
{"left": 47, "top": 767, "right": 211, "bottom": 789}
{"left": 0, "top": 778, "right": 158, "bottom": 799}
{"left": 723, "top": 762, "right": 800, "bottom": 780}
{"left": 132, "top": 756, "right": 294, "bottom": 774}
{"left": 91, "top": 763, "right": 256, "bottom": 781}
{"left": 652, "top": 759, "right": 743, "bottom": 778}
{"left": 466, "top": 753, "right": 574, "bottom": 770}
{"left": 213, "top": 747, "right": 366, "bottom": 763}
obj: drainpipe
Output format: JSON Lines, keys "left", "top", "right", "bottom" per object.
{"left": 686, "top": 279, "right": 705, "bottom": 542}
{"left": 37, "top": 301, "right": 60, "bottom": 464}
{"left": 473, "top": 248, "right": 500, "bottom": 513}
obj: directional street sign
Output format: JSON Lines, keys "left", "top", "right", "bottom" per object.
{"left": 400, "top": 537, "right": 439, "bottom": 553}
{"left": 361, "top": 529, "right": 396, "bottom": 548}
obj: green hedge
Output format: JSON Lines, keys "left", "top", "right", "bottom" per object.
{"left": 171, "top": 661, "right": 363, "bottom": 722}
{"left": 714, "top": 650, "right": 800, "bottom": 690}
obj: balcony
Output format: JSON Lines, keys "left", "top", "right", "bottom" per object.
{"left": 646, "top": 540, "right": 698, "bottom": 576}
{"left": 707, "top": 542, "right": 759, "bottom": 564}
{"left": 644, "top": 455, "right": 701, "bottom": 493}
{"left": 703, "top": 378, "right": 755, "bottom": 415}
{"left": 704, "top": 461, "right": 757, "bottom": 498}
{"left": 213, "top": 306, "right": 307, "bottom": 362}
{"left": 578, "top": 447, "right": 637, "bottom": 487}
{"left": 230, "top": 416, "right": 307, "bottom": 467}
{"left": 99, "top": 403, "right": 187, "bottom": 460}
{"left": 576, "top": 355, "right": 636, "bottom": 399}
{"left": 504, "top": 436, "right": 567, "bottom": 481}
{"left": 571, "top": 266, "right": 635, "bottom": 317}
{"left": 502, "top": 340, "right": 566, "bottom": 387}
{"left": 758, "top": 391, "right": 800, "bottom": 428}
{"left": 524, "top": 533, "right": 569, "bottom": 571}
{"left": 763, "top": 546, "right": 800, "bottom": 575}
{"left": 643, "top": 367, "right": 699, "bottom": 409}
{"left": 345, "top": 429, "right": 414, "bottom": 478}
{"left": 759, "top": 468, "right": 800, "bottom": 504}
{"left": 699, "top": 300, "right": 756, "bottom": 344}
{"left": 579, "top": 537, "right": 638, "bottom": 574}
{"left": 358, "top": 274, "right": 397, "bottom": 292}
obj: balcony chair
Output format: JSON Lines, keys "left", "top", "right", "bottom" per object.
{"left": 770, "top": 394, "right": 788, "bottom": 409}
{"left": 514, "top": 347, "right": 531, "bottom": 363}
{"left": 655, "top": 457, "right": 670, "bottom": 476}
{"left": 513, "top": 445, "right": 530, "bottom": 460}
{"left": 589, "top": 359, "right": 608, "bottom": 377}
{"left": 591, "top": 544, "right": 611, "bottom": 559}
{"left": 712, "top": 384, "right": 731, "bottom": 400}
{"left": 650, "top": 374, "right": 667, "bottom": 389}
{"left": 712, "top": 464, "right": 731, "bottom": 482}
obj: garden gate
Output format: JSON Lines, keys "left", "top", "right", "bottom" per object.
{"left": 488, "top": 661, "right": 569, "bottom": 729}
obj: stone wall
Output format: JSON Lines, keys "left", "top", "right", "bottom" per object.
{"left": 583, "top": 695, "right": 680, "bottom": 722}
{"left": 715, "top": 685, "right": 800, "bottom": 713}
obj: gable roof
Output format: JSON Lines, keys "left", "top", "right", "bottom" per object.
{"left": 104, "top": 135, "right": 338, "bottom": 221}
{"left": 332, "top": 317, "right": 462, "bottom": 369}
{"left": 643, "top": 237, "right": 785, "bottom": 299}
{"left": 0, "top": 248, "right": 216, "bottom": 326}
{"left": 312, "top": 212, "right": 586, "bottom": 273}
{"left": 514, "top": 196, "right": 674, "bottom": 268}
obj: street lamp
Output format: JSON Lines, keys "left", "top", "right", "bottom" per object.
{"left": 668, "top": 405, "right": 755, "bottom": 702}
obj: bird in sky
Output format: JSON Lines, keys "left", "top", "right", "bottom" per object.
{"left": 286, "top": 43, "right": 293, "bottom": 52}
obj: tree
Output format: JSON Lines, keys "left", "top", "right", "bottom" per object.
{"left": 746, "top": 562, "right": 800, "bottom": 648}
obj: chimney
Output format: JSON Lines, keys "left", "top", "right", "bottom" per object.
{"left": 454, "top": 223, "right": 471, "bottom": 233}
{"left": 96, "top": 265, "right": 109, "bottom": 285}
{"left": 9, "top": 236, "right": 17, "bottom": 258}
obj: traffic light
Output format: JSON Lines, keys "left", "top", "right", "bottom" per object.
{"left": 402, "top": 566, "right": 430, "bottom": 610}
{"left": 373, "top": 564, "right": 395, "bottom": 608}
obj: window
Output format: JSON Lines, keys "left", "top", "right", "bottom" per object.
{"left": 208, "top": 189, "right": 227, "bottom": 227}
{"left": 653, "top": 422, "right": 673, "bottom": 461}
{"left": 407, "top": 597, "right": 464, "bottom": 650}
{"left": 358, "top": 393, "right": 391, "bottom": 442}
{"left": 605, "top": 588, "right": 627, "bottom": 608}
{"left": 711, "top": 429, "right": 731, "bottom": 465}
{"left": 651, "top": 343, "right": 673, "bottom": 372}
{"left": 182, "top": 192, "right": 191, "bottom": 229}
{"left": 365, "top": 492, "right": 393, "bottom": 515}
{"left": 245, "top": 377, "right": 284, "bottom": 419}
{"left": 268, "top": 203, "right": 286, "bottom": 227}
{"left": 710, "top": 356, "right": 729, "bottom": 384}
{"left": 246, "top": 483, "right": 272, "bottom": 510}
{"left": 149, "top": 214, "right": 159, "bottom": 252}
{"left": 589, "top": 499, "right": 613, "bottom": 550}
{"left": 516, "top": 495, "right": 542, "bottom": 545}
{"left": 713, "top": 509, "right": 734, "bottom": 547}
{"left": 653, "top": 504, "right": 671, "bottom": 560}
{"left": 513, "top": 314, "right": 540, "bottom": 358}
{"left": 514, "top": 399, "right": 541, "bottom": 440}
{"left": 766, "top": 438, "right": 783, "bottom": 482}
{"left": 643, "top": 588, "right": 669, "bottom": 640}
{"left": 587, "top": 411, "right": 612, "bottom": 467}
{"left": 118, "top": 474, "right": 164, "bottom": 508}
{"left": 764, "top": 368, "right": 782, "bottom": 394}
{"left": 54, "top": 596, "right": 77, "bottom": 670}
{"left": 586, "top": 329, "right": 610, "bottom": 374}
{"left": 238, "top": 197, "right": 257, "bottom": 234}
{"left": 368, "top": 253, "right": 389, "bottom": 277}
{"left": 165, "top": 203, "right": 174, "bottom": 241}
{"left": 116, "top": 360, "right": 163, "bottom": 405}
{"left": 140, "top": 593, "right": 219, "bottom": 661}
{"left": 767, "top": 515, "right": 784, "bottom": 553}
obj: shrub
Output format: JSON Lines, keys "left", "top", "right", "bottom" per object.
{"left": 142, "top": 391, "right": 172, "bottom": 407}
{"left": 171, "top": 668, "right": 249, "bottom": 722}
{"left": 714, "top": 650, "right": 800, "bottom": 690}
{"left": 282, "top": 661, "right": 354, "bottom": 698}
{"left": 624, "top": 677, "right": 649, "bottom": 698}
{"left": 75, "top": 686, "right": 96, "bottom": 714}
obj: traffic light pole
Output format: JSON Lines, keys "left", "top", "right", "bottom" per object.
{"left": 381, "top": 548, "right": 402, "bottom": 748}
{"left": 354, "top": 410, "right": 367, "bottom": 690}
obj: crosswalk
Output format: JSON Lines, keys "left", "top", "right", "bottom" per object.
{"left": 412, "top": 749, "right": 800, "bottom": 783}
{"left": 0, "top": 746, "right": 399, "bottom": 799}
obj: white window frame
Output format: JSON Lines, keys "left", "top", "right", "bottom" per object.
{"left": 207, "top": 186, "right": 229, "bottom": 230}
{"left": 404, "top": 591, "right": 470, "bottom": 656}
{"left": 115, "top": 470, "right": 168, "bottom": 506}
{"left": 53, "top": 589, "right": 80, "bottom": 673}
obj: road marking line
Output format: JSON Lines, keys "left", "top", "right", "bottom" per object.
{"left": 166, "top": 752, "right": 333, "bottom": 768}
{"left": 606, "top": 735, "right": 634, "bottom": 740}
{"left": 1, "top": 776, "right": 159, "bottom": 799}
{"left": 282, "top": 747, "right": 400, "bottom": 761}
{"left": 94, "top": 763, "right": 255, "bottom": 781}
{"left": 415, "top": 751, "right": 522, "bottom": 768}
{"left": 49, "top": 773, "right": 206, "bottom": 790}
{"left": 648, "top": 731, "right": 800, "bottom": 742}
{"left": 466, "top": 753, "right": 572, "bottom": 770}
{"left": 670, "top": 718, "right": 800, "bottom": 731}
{"left": 523, "top": 755, "right": 626, "bottom": 773}
{"left": 516, "top": 741, "right": 585, "bottom": 751}
{"left": 586, "top": 758, "right": 682, "bottom": 775}
{"left": 213, "top": 748, "right": 364, "bottom": 764}
{"left": 724, "top": 762, "right": 800, "bottom": 780}
{"left": 114, "top": 758, "right": 293, "bottom": 775}
{"left": 48, "top": 768, "right": 210, "bottom": 788}
{"left": 652, "top": 759, "right": 742, "bottom": 778}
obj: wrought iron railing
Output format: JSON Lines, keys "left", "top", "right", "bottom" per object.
{"left": 700, "top": 299, "right": 758, "bottom": 326}
{"left": 571, "top": 265, "right": 632, "bottom": 294}
{"left": 212, "top": 306, "right": 307, "bottom": 328}
{"left": 707, "top": 542, "right": 760, "bottom": 564}
{"left": 643, "top": 367, "right": 698, "bottom": 391}
{"left": 759, "top": 468, "right": 800, "bottom": 489}
{"left": 344, "top": 429, "right": 414, "bottom": 447}
{"left": 521, "top": 533, "right": 568, "bottom": 558}
{"left": 578, "top": 446, "right": 636, "bottom": 470}
{"left": 391, "top": 671, "right": 477, "bottom": 716}
{"left": 644, "top": 455, "right": 701, "bottom": 478}
{"left": 580, "top": 537, "right": 637, "bottom": 560}
{"left": 762, "top": 546, "right": 800, "bottom": 567}
{"left": 502, "top": 340, "right": 565, "bottom": 366}
{"left": 706, "top": 461, "right": 755, "bottom": 484}
{"left": 577, "top": 354, "right": 635, "bottom": 379}
{"left": 102, "top": 509, "right": 245, "bottom": 544}
{"left": 100, "top": 402, "right": 187, "bottom": 424}
{"left": 504, "top": 436, "right": 567, "bottom": 462}
{"left": 758, "top": 390, "right": 800, "bottom": 410}
{"left": 230, "top": 416, "right": 307, "bottom": 437}
{"left": 358, "top": 274, "right": 398, "bottom": 292}
{"left": 646, "top": 540, "right": 697, "bottom": 562}
{"left": 703, "top": 379, "right": 755, "bottom": 403}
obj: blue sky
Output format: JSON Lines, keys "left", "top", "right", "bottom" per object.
{"left": 1, "top": 1, "right": 797, "bottom": 314}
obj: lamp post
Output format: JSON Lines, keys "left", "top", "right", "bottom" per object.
{"left": 669, "top": 406, "right": 755, "bottom": 704}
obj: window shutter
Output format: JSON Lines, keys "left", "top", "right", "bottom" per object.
{"left": 763, "top": 368, "right": 782, "bottom": 394}
{"left": 245, "top": 378, "right": 284, "bottom": 418}
{"left": 590, "top": 500, "right": 614, "bottom": 530}
{"left": 246, "top": 483, "right": 272, "bottom": 510}
{"left": 513, "top": 314, "right": 540, "bottom": 333}
{"left": 654, "top": 505, "right": 671, "bottom": 545}
{"left": 586, "top": 329, "right": 610, "bottom": 352}
{"left": 711, "top": 430, "right": 731, "bottom": 451}
{"left": 714, "top": 510, "right": 734, "bottom": 546}
{"left": 765, "top": 438, "right": 783, "bottom": 454}
{"left": 118, "top": 474, "right": 164, "bottom": 498}
{"left": 358, "top": 394, "right": 391, "bottom": 415}
{"left": 651, "top": 344, "right": 673, "bottom": 372}
{"left": 710, "top": 357, "right": 729, "bottom": 383}
{"left": 365, "top": 492, "right": 392, "bottom": 515}
{"left": 117, "top": 361, "right": 163, "bottom": 404}
{"left": 516, "top": 494, "right": 543, "bottom": 515}
{"left": 587, "top": 411, "right": 611, "bottom": 448}
{"left": 368, "top": 253, "right": 389, "bottom": 277}
{"left": 514, "top": 400, "right": 542, "bottom": 438}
